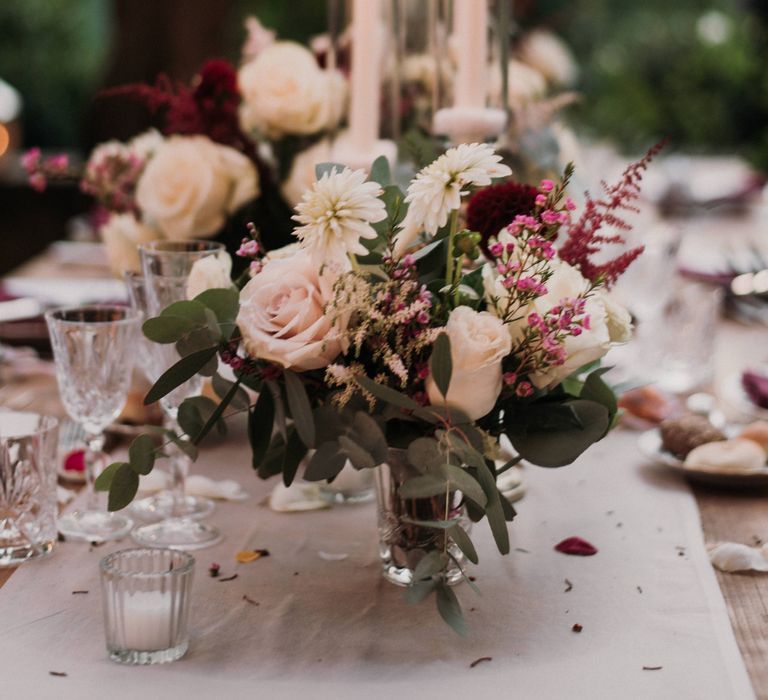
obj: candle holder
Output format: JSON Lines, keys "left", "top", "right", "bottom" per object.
{"left": 100, "top": 548, "right": 195, "bottom": 665}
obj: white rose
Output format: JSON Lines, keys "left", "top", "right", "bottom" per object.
{"left": 519, "top": 30, "right": 578, "bottom": 86}
{"left": 236, "top": 250, "right": 346, "bottom": 371}
{"left": 127, "top": 129, "right": 164, "bottom": 161}
{"left": 238, "top": 41, "right": 347, "bottom": 139}
{"left": 426, "top": 306, "right": 511, "bottom": 420}
{"left": 281, "top": 138, "right": 332, "bottom": 207}
{"left": 186, "top": 252, "right": 233, "bottom": 300}
{"left": 135, "top": 135, "right": 259, "bottom": 240}
{"left": 486, "top": 256, "right": 631, "bottom": 388}
{"left": 99, "top": 213, "right": 158, "bottom": 278}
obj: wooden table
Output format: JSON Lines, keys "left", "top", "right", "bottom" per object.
{"left": 2, "top": 248, "right": 768, "bottom": 697}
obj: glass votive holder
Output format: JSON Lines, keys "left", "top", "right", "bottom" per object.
{"left": 99, "top": 548, "right": 195, "bottom": 665}
{"left": 0, "top": 411, "right": 59, "bottom": 566}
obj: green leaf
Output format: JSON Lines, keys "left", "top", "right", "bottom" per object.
{"left": 442, "top": 464, "right": 487, "bottom": 508}
{"left": 304, "top": 441, "right": 347, "bottom": 481}
{"left": 128, "top": 434, "right": 156, "bottom": 475}
{"left": 507, "top": 399, "right": 610, "bottom": 467}
{"left": 412, "top": 551, "right": 447, "bottom": 581}
{"left": 444, "top": 432, "right": 486, "bottom": 470}
{"left": 369, "top": 155, "right": 391, "bottom": 186}
{"left": 581, "top": 367, "right": 618, "bottom": 432}
{"left": 212, "top": 373, "right": 250, "bottom": 410}
{"left": 399, "top": 473, "right": 447, "bottom": 499}
{"left": 355, "top": 376, "right": 420, "bottom": 411}
{"left": 349, "top": 412, "right": 388, "bottom": 464}
{"left": 337, "top": 435, "right": 375, "bottom": 469}
{"left": 94, "top": 462, "right": 123, "bottom": 492}
{"left": 499, "top": 494, "right": 517, "bottom": 522}
{"left": 449, "top": 524, "right": 479, "bottom": 565}
{"left": 407, "top": 437, "right": 444, "bottom": 473}
{"left": 175, "top": 327, "right": 218, "bottom": 359}
{"left": 189, "top": 379, "right": 244, "bottom": 445}
{"left": 436, "top": 582, "right": 466, "bottom": 636}
{"left": 473, "top": 461, "right": 510, "bottom": 555}
{"left": 163, "top": 431, "right": 198, "bottom": 461}
{"left": 142, "top": 316, "right": 196, "bottom": 344}
{"left": 144, "top": 346, "right": 219, "bottom": 405}
{"left": 282, "top": 428, "right": 308, "bottom": 487}
{"left": 404, "top": 579, "right": 436, "bottom": 604}
{"left": 195, "top": 287, "right": 239, "bottom": 325}
{"left": 284, "top": 370, "right": 315, "bottom": 448}
{"left": 257, "top": 433, "right": 286, "bottom": 479}
{"left": 177, "top": 396, "right": 219, "bottom": 441}
{"left": 107, "top": 463, "right": 140, "bottom": 512}
{"left": 315, "top": 162, "right": 345, "bottom": 179}
{"left": 249, "top": 389, "right": 275, "bottom": 469}
{"left": 401, "top": 517, "right": 460, "bottom": 530}
{"left": 429, "top": 333, "right": 452, "bottom": 398}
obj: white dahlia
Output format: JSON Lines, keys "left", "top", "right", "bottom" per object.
{"left": 292, "top": 167, "right": 386, "bottom": 264}
{"left": 394, "top": 143, "right": 512, "bottom": 256}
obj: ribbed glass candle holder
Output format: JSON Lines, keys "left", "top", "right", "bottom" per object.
{"left": 99, "top": 548, "right": 195, "bottom": 665}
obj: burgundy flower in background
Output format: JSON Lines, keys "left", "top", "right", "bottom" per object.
{"left": 466, "top": 181, "right": 539, "bottom": 256}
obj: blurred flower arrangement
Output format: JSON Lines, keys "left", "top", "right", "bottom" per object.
{"left": 22, "top": 16, "right": 348, "bottom": 277}
{"left": 97, "top": 141, "right": 659, "bottom": 633}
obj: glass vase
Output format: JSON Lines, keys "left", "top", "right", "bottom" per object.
{"left": 374, "top": 449, "right": 468, "bottom": 586}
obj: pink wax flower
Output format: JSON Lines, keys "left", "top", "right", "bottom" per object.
{"left": 539, "top": 179, "right": 554, "bottom": 192}
{"left": 515, "top": 381, "right": 534, "bottom": 398}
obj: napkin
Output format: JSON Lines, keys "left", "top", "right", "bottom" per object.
{"left": 269, "top": 480, "right": 330, "bottom": 512}
{"left": 708, "top": 542, "right": 768, "bottom": 572}
{"left": 138, "top": 471, "right": 249, "bottom": 501}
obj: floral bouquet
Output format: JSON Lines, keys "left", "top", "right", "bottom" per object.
{"left": 97, "top": 141, "right": 658, "bottom": 633}
{"left": 23, "top": 17, "right": 347, "bottom": 277}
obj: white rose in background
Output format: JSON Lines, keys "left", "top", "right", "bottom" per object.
{"left": 236, "top": 251, "right": 347, "bottom": 371}
{"left": 485, "top": 257, "right": 632, "bottom": 388}
{"left": 186, "top": 252, "right": 233, "bottom": 300}
{"left": 488, "top": 60, "right": 547, "bottom": 109}
{"left": 136, "top": 135, "right": 259, "bottom": 241}
{"left": 238, "top": 42, "right": 347, "bottom": 139}
{"left": 99, "top": 213, "right": 158, "bottom": 277}
{"left": 519, "top": 30, "right": 578, "bottom": 86}
{"left": 281, "top": 139, "right": 332, "bottom": 207}
{"left": 127, "top": 129, "right": 164, "bottom": 161}
{"left": 241, "top": 16, "right": 276, "bottom": 63}
{"left": 426, "top": 307, "right": 512, "bottom": 420}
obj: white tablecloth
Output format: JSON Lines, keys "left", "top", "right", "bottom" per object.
{"left": 0, "top": 426, "right": 754, "bottom": 699}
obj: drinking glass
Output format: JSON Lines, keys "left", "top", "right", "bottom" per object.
{"left": 132, "top": 240, "right": 223, "bottom": 549}
{"left": 100, "top": 547, "right": 195, "bottom": 665}
{"left": 0, "top": 411, "right": 59, "bottom": 565}
{"left": 45, "top": 305, "right": 138, "bottom": 541}
{"left": 124, "top": 272, "right": 214, "bottom": 523}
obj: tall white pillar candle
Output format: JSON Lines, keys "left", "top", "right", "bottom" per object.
{"left": 453, "top": 0, "right": 488, "bottom": 109}
{"left": 349, "top": 0, "right": 382, "bottom": 153}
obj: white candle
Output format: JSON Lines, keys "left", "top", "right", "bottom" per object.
{"left": 349, "top": 0, "right": 382, "bottom": 153}
{"left": 120, "top": 590, "right": 174, "bottom": 651}
{"left": 453, "top": 0, "right": 488, "bottom": 109}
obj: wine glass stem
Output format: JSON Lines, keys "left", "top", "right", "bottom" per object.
{"left": 163, "top": 415, "right": 189, "bottom": 518}
{"left": 84, "top": 431, "right": 105, "bottom": 512}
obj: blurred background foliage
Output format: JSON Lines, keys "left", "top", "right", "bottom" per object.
{"left": 1, "top": 0, "right": 767, "bottom": 170}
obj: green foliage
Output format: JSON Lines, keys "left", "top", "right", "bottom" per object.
{"left": 429, "top": 333, "right": 452, "bottom": 398}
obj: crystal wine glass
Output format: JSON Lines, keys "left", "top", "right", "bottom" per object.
{"left": 132, "top": 240, "right": 224, "bottom": 549}
{"left": 124, "top": 271, "right": 215, "bottom": 523}
{"left": 45, "top": 305, "right": 139, "bottom": 542}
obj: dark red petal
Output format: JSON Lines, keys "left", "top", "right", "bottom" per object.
{"left": 555, "top": 536, "right": 598, "bottom": 556}
{"left": 63, "top": 449, "right": 86, "bottom": 473}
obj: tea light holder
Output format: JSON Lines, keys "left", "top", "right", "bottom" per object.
{"left": 100, "top": 548, "right": 195, "bottom": 665}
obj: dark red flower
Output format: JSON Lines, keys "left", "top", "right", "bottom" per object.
{"left": 466, "top": 181, "right": 538, "bottom": 255}
{"left": 554, "top": 536, "right": 598, "bottom": 556}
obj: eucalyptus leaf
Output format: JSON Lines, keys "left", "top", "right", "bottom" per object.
{"left": 449, "top": 524, "right": 479, "bottom": 564}
{"left": 282, "top": 428, "right": 308, "bottom": 487}
{"left": 473, "top": 461, "right": 510, "bottom": 555}
{"left": 349, "top": 411, "right": 388, "bottom": 463}
{"left": 304, "top": 441, "right": 347, "bottom": 481}
{"left": 581, "top": 367, "right": 617, "bottom": 429}
{"left": 337, "top": 435, "right": 375, "bottom": 469}
{"left": 177, "top": 396, "right": 219, "bottom": 441}
{"left": 195, "top": 287, "right": 239, "bottom": 325}
{"left": 144, "top": 346, "right": 219, "bottom": 405}
{"left": 107, "top": 463, "right": 139, "bottom": 512}
{"left": 404, "top": 579, "right": 436, "bottom": 605}
{"left": 442, "top": 463, "right": 487, "bottom": 507}
{"left": 412, "top": 551, "right": 447, "bottom": 581}
{"left": 445, "top": 432, "right": 486, "bottom": 470}
{"left": 284, "top": 370, "right": 315, "bottom": 448}
{"left": 94, "top": 462, "right": 123, "bottom": 492}
{"left": 355, "top": 376, "right": 420, "bottom": 411}
{"left": 429, "top": 333, "right": 452, "bottom": 398}
{"left": 175, "top": 327, "right": 218, "bottom": 358}
{"left": 315, "top": 162, "right": 345, "bottom": 179}
{"left": 436, "top": 582, "right": 466, "bottom": 636}
{"left": 369, "top": 155, "right": 391, "bottom": 186}
{"left": 128, "top": 434, "right": 156, "bottom": 475}
{"left": 399, "top": 473, "right": 447, "bottom": 499}
{"left": 249, "top": 389, "right": 275, "bottom": 469}
{"left": 401, "top": 517, "right": 460, "bottom": 530}
{"left": 142, "top": 316, "right": 196, "bottom": 344}
{"left": 212, "top": 373, "right": 250, "bottom": 410}
{"left": 407, "top": 437, "right": 444, "bottom": 473}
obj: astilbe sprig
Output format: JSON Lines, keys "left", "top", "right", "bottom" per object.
{"left": 558, "top": 141, "right": 666, "bottom": 287}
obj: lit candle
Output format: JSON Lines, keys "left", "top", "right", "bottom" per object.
{"left": 120, "top": 590, "right": 175, "bottom": 651}
{"left": 453, "top": 0, "right": 488, "bottom": 109}
{"left": 348, "top": 0, "right": 382, "bottom": 153}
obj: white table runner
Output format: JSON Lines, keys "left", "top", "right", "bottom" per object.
{"left": 0, "top": 427, "right": 754, "bottom": 699}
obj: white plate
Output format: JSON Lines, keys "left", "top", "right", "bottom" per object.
{"left": 638, "top": 429, "right": 768, "bottom": 488}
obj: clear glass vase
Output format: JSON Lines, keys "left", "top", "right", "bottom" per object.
{"left": 374, "top": 449, "right": 468, "bottom": 587}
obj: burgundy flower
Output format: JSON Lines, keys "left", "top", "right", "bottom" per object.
{"left": 466, "top": 181, "right": 538, "bottom": 255}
